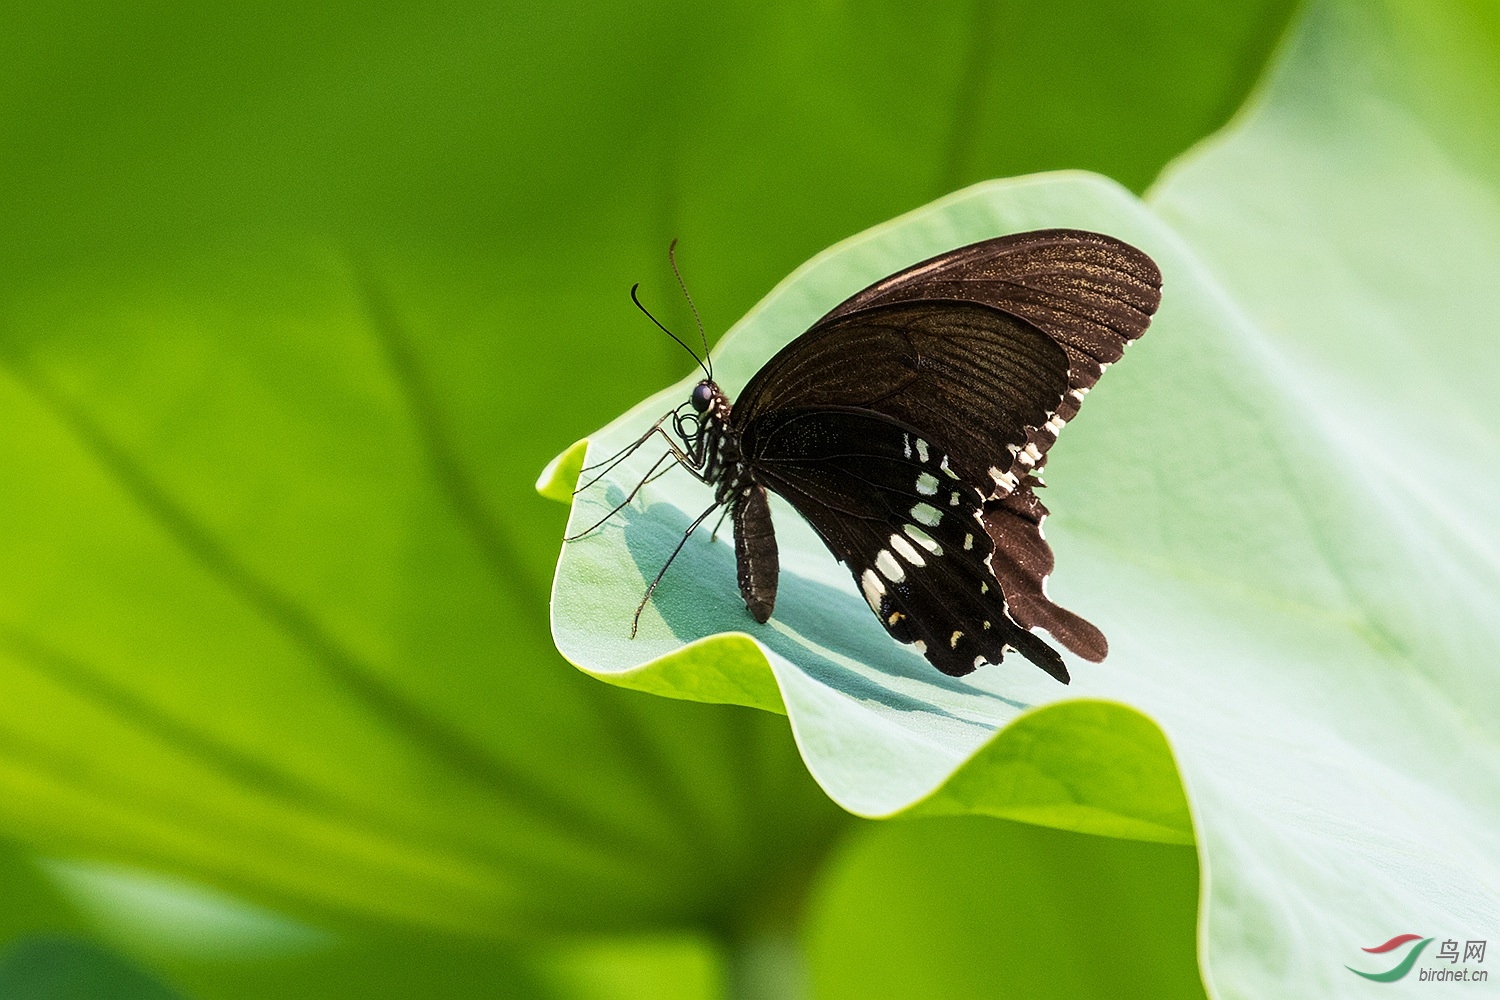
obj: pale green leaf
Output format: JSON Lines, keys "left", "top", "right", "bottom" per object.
{"left": 548, "top": 3, "right": 1500, "bottom": 996}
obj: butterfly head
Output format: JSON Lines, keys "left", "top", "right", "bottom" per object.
{"left": 689, "top": 378, "right": 733, "bottom": 421}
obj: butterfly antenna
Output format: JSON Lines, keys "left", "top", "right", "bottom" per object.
{"left": 631, "top": 283, "right": 712, "bottom": 381}
{"left": 668, "top": 239, "right": 712, "bottom": 380}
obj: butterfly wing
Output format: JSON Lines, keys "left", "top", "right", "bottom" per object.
{"left": 818, "top": 227, "right": 1161, "bottom": 466}
{"left": 737, "top": 229, "right": 1159, "bottom": 491}
{"left": 740, "top": 406, "right": 1068, "bottom": 681}
{"left": 734, "top": 299, "right": 1073, "bottom": 494}
{"left": 733, "top": 230, "right": 1160, "bottom": 668}
{"left": 982, "top": 484, "right": 1107, "bottom": 662}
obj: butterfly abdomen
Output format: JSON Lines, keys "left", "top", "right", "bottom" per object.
{"left": 733, "top": 483, "right": 778, "bottom": 623}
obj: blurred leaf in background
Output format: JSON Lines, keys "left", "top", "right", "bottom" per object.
{"left": 0, "top": 938, "right": 184, "bottom": 1000}
{"left": 0, "top": 838, "right": 184, "bottom": 999}
{"left": 805, "top": 818, "right": 1204, "bottom": 1000}
{"left": 0, "top": 0, "right": 1296, "bottom": 997}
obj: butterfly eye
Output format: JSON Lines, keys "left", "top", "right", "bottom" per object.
{"left": 690, "top": 381, "right": 714, "bottom": 413}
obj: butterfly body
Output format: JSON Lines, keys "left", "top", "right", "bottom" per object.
{"left": 680, "top": 380, "right": 781, "bottom": 624}
{"left": 600, "top": 229, "right": 1161, "bottom": 683}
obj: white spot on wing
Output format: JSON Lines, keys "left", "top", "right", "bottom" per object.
{"left": 911, "top": 502, "right": 942, "bottom": 526}
{"left": 875, "top": 549, "right": 905, "bottom": 582}
{"left": 939, "top": 455, "right": 958, "bottom": 478}
{"left": 990, "top": 467, "right": 1019, "bottom": 493}
{"left": 915, "top": 438, "right": 929, "bottom": 463}
{"left": 973, "top": 655, "right": 985, "bottom": 669}
{"left": 949, "top": 630, "right": 963, "bottom": 648}
{"left": 889, "top": 533, "right": 926, "bottom": 567}
{"left": 963, "top": 533, "right": 973, "bottom": 550}
{"left": 916, "top": 472, "right": 939, "bottom": 495}
{"left": 861, "top": 569, "right": 885, "bottom": 612}
{"left": 904, "top": 524, "right": 942, "bottom": 555}
{"left": 903, "top": 434, "right": 911, "bottom": 459}
{"left": 912, "top": 640, "right": 927, "bottom": 654}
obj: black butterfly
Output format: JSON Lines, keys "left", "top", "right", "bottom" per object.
{"left": 573, "top": 229, "right": 1161, "bottom": 683}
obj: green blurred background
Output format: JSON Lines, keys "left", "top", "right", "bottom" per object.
{"left": 0, "top": 1, "right": 1295, "bottom": 996}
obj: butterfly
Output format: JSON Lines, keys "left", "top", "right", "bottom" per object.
{"left": 573, "top": 229, "right": 1161, "bottom": 683}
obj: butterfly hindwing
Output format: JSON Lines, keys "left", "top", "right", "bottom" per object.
{"left": 741, "top": 406, "right": 1068, "bottom": 681}
{"left": 982, "top": 482, "right": 1107, "bottom": 662}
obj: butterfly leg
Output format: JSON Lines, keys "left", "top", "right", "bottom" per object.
{"left": 630, "top": 499, "right": 722, "bottom": 638}
{"left": 578, "top": 405, "right": 685, "bottom": 478}
{"left": 579, "top": 425, "right": 718, "bottom": 500}
{"left": 564, "top": 448, "right": 680, "bottom": 541}
{"left": 575, "top": 427, "right": 670, "bottom": 494}
{"left": 708, "top": 504, "right": 732, "bottom": 542}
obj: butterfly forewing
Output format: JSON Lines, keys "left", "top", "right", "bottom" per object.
{"left": 821, "top": 228, "right": 1159, "bottom": 367}
{"left": 742, "top": 407, "right": 1068, "bottom": 680}
{"left": 816, "top": 228, "right": 1162, "bottom": 476}
{"left": 735, "top": 301, "right": 1072, "bottom": 494}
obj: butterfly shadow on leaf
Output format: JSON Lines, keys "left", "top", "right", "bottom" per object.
{"left": 609, "top": 488, "right": 1033, "bottom": 722}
